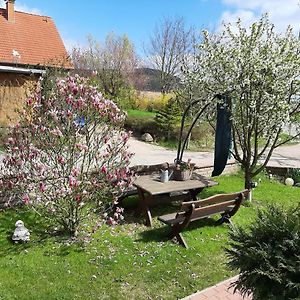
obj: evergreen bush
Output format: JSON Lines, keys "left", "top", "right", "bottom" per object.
{"left": 287, "top": 168, "right": 300, "bottom": 184}
{"left": 154, "top": 97, "right": 182, "bottom": 140}
{"left": 226, "top": 204, "right": 300, "bottom": 299}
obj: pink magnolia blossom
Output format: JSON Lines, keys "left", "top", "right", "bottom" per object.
{"left": 66, "top": 95, "right": 73, "bottom": 104}
{"left": 39, "top": 182, "right": 46, "bottom": 192}
{"left": 23, "top": 194, "right": 30, "bottom": 204}
{"left": 26, "top": 98, "right": 34, "bottom": 106}
{"left": 58, "top": 155, "right": 65, "bottom": 164}
{"left": 0, "top": 74, "right": 134, "bottom": 236}
{"left": 66, "top": 109, "right": 73, "bottom": 117}
{"left": 107, "top": 217, "right": 117, "bottom": 226}
{"left": 71, "top": 168, "right": 79, "bottom": 177}
{"left": 116, "top": 207, "right": 124, "bottom": 215}
{"left": 72, "top": 85, "right": 78, "bottom": 95}
{"left": 75, "top": 143, "right": 88, "bottom": 151}
{"left": 101, "top": 166, "right": 107, "bottom": 174}
{"left": 68, "top": 176, "right": 79, "bottom": 188}
{"left": 74, "top": 194, "right": 81, "bottom": 203}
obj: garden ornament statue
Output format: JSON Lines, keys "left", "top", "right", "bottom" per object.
{"left": 12, "top": 220, "right": 30, "bottom": 243}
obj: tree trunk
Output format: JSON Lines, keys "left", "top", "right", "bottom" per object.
{"left": 244, "top": 169, "right": 252, "bottom": 200}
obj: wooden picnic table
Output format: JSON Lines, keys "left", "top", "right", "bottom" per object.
{"left": 133, "top": 172, "right": 218, "bottom": 227}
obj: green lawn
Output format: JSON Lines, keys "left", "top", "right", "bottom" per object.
{"left": 126, "top": 109, "right": 156, "bottom": 118}
{"left": 0, "top": 173, "right": 299, "bottom": 300}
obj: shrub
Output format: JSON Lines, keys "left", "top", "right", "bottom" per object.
{"left": 114, "top": 86, "right": 138, "bottom": 110}
{"left": 226, "top": 204, "right": 300, "bottom": 299}
{"left": 287, "top": 168, "right": 300, "bottom": 184}
{"left": 0, "top": 74, "right": 133, "bottom": 236}
{"left": 154, "top": 98, "right": 182, "bottom": 140}
{"left": 135, "top": 92, "right": 170, "bottom": 112}
{"left": 125, "top": 115, "right": 158, "bottom": 138}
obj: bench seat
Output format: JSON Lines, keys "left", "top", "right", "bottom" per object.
{"left": 158, "top": 189, "right": 250, "bottom": 248}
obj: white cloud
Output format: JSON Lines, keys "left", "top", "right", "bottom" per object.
{"left": 219, "top": 0, "right": 300, "bottom": 33}
{"left": 15, "top": 3, "right": 42, "bottom": 15}
{"left": 220, "top": 9, "right": 257, "bottom": 27}
{"left": 63, "top": 37, "right": 84, "bottom": 53}
{"left": 0, "top": 0, "right": 43, "bottom": 15}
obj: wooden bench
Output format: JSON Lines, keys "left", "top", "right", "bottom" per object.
{"left": 158, "top": 189, "right": 250, "bottom": 248}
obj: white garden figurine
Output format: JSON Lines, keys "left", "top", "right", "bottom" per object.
{"left": 12, "top": 220, "right": 30, "bottom": 243}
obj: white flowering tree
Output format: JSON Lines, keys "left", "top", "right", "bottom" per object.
{"left": 0, "top": 74, "right": 134, "bottom": 236}
{"left": 183, "top": 15, "right": 300, "bottom": 189}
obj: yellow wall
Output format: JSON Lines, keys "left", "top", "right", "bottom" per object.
{"left": 0, "top": 72, "right": 38, "bottom": 126}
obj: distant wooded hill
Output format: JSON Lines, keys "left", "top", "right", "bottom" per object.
{"left": 133, "top": 68, "right": 162, "bottom": 92}
{"left": 71, "top": 67, "right": 177, "bottom": 93}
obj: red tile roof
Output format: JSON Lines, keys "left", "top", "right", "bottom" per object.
{"left": 0, "top": 9, "right": 72, "bottom": 68}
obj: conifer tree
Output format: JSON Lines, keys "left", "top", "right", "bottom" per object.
{"left": 155, "top": 97, "right": 182, "bottom": 140}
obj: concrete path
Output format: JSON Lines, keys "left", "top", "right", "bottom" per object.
{"left": 128, "top": 138, "right": 300, "bottom": 169}
{"left": 128, "top": 138, "right": 235, "bottom": 167}
{"left": 267, "top": 144, "right": 300, "bottom": 168}
{"left": 1, "top": 138, "right": 299, "bottom": 169}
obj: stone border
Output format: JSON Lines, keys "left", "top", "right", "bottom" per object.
{"left": 195, "top": 162, "right": 239, "bottom": 177}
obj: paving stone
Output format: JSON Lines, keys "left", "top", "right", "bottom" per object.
{"left": 181, "top": 276, "right": 252, "bottom": 300}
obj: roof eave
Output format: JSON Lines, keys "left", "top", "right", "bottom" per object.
{"left": 0, "top": 61, "right": 74, "bottom": 72}
{"left": 0, "top": 65, "right": 46, "bottom": 75}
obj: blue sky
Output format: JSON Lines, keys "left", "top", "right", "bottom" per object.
{"left": 1, "top": 0, "right": 300, "bottom": 55}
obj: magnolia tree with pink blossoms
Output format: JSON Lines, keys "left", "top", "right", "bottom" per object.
{"left": 0, "top": 74, "right": 134, "bottom": 236}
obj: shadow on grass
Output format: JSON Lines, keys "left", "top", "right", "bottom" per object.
{"left": 137, "top": 217, "right": 218, "bottom": 245}
{"left": 136, "top": 226, "right": 170, "bottom": 243}
{"left": 121, "top": 188, "right": 231, "bottom": 228}
{"left": 123, "top": 212, "right": 146, "bottom": 226}
{"left": 121, "top": 194, "right": 182, "bottom": 224}
{"left": 0, "top": 208, "right": 85, "bottom": 257}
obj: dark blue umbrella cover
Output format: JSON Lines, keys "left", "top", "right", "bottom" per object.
{"left": 212, "top": 98, "right": 231, "bottom": 177}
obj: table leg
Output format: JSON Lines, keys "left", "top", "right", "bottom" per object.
{"left": 189, "top": 188, "right": 204, "bottom": 200}
{"left": 136, "top": 188, "right": 153, "bottom": 227}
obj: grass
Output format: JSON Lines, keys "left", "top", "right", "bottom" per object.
{"left": 126, "top": 109, "right": 156, "bottom": 118}
{"left": 156, "top": 138, "right": 214, "bottom": 152}
{"left": 0, "top": 173, "right": 299, "bottom": 300}
{"left": 125, "top": 109, "right": 215, "bottom": 151}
